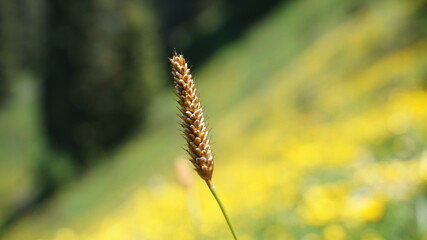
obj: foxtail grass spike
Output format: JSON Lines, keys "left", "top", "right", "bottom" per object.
{"left": 170, "top": 51, "right": 239, "bottom": 240}
{"left": 169, "top": 51, "right": 214, "bottom": 181}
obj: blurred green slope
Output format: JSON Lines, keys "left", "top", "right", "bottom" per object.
{"left": 2, "top": 0, "right": 427, "bottom": 239}
{"left": 0, "top": 78, "right": 42, "bottom": 224}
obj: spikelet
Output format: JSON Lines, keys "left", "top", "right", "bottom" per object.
{"left": 169, "top": 51, "right": 214, "bottom": 182}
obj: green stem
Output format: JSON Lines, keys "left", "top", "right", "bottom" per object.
{"left": 206, "top": 180, "right": 238, "bottom": 240}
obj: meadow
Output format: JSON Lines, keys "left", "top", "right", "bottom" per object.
{"left": 1, "top": 0, "right": 427, "bottom": 239}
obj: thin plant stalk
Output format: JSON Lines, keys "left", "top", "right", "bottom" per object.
{"left": 206, "top": 180, "right": 238, "bottom": 240}
{"left": 170, "top": 51, "right": 239, "bottom": 240}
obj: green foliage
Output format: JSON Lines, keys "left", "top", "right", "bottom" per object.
{"left": 2, "top": 0, "right": 427, "bottom": 239}
{"left": 42, "top": 0, "right": 163, "bottom": 168}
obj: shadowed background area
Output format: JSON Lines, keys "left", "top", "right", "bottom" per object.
{"left": 1, "top": 0, "right": 427, "bottom": 239}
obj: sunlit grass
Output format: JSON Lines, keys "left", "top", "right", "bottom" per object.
{"left": 2, "top": 0, "right": 427, "bottom": 239}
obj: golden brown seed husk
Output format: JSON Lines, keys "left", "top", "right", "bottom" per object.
{"left": 169, "top": 52, "right": 214, "bottom": 181}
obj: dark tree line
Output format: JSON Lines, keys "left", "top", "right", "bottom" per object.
{"left": 156, "top": 0, "right": 286, "bottom": 66}
{"left": 36, "top": 0, "right": 171, "bottom": 213}
{"left": 0, "top": 0, "right": 44, "bottom": 106}
{"left": 43, "top": 0, "right": 150, "bottom": 169}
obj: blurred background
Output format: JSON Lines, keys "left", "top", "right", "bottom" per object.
{"left": 1, "top": 0, "right": 427, "bottom": 239}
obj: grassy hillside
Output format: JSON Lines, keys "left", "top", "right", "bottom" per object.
{"left": 0, "top": 77, "right": 41, "bottom": 224}
{"left": 2, "top": 0, "right": 427, "bottom": 239}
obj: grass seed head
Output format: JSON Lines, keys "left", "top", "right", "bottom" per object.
{"left": 169, "top": 51, "right": 214, "bottom": 182}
